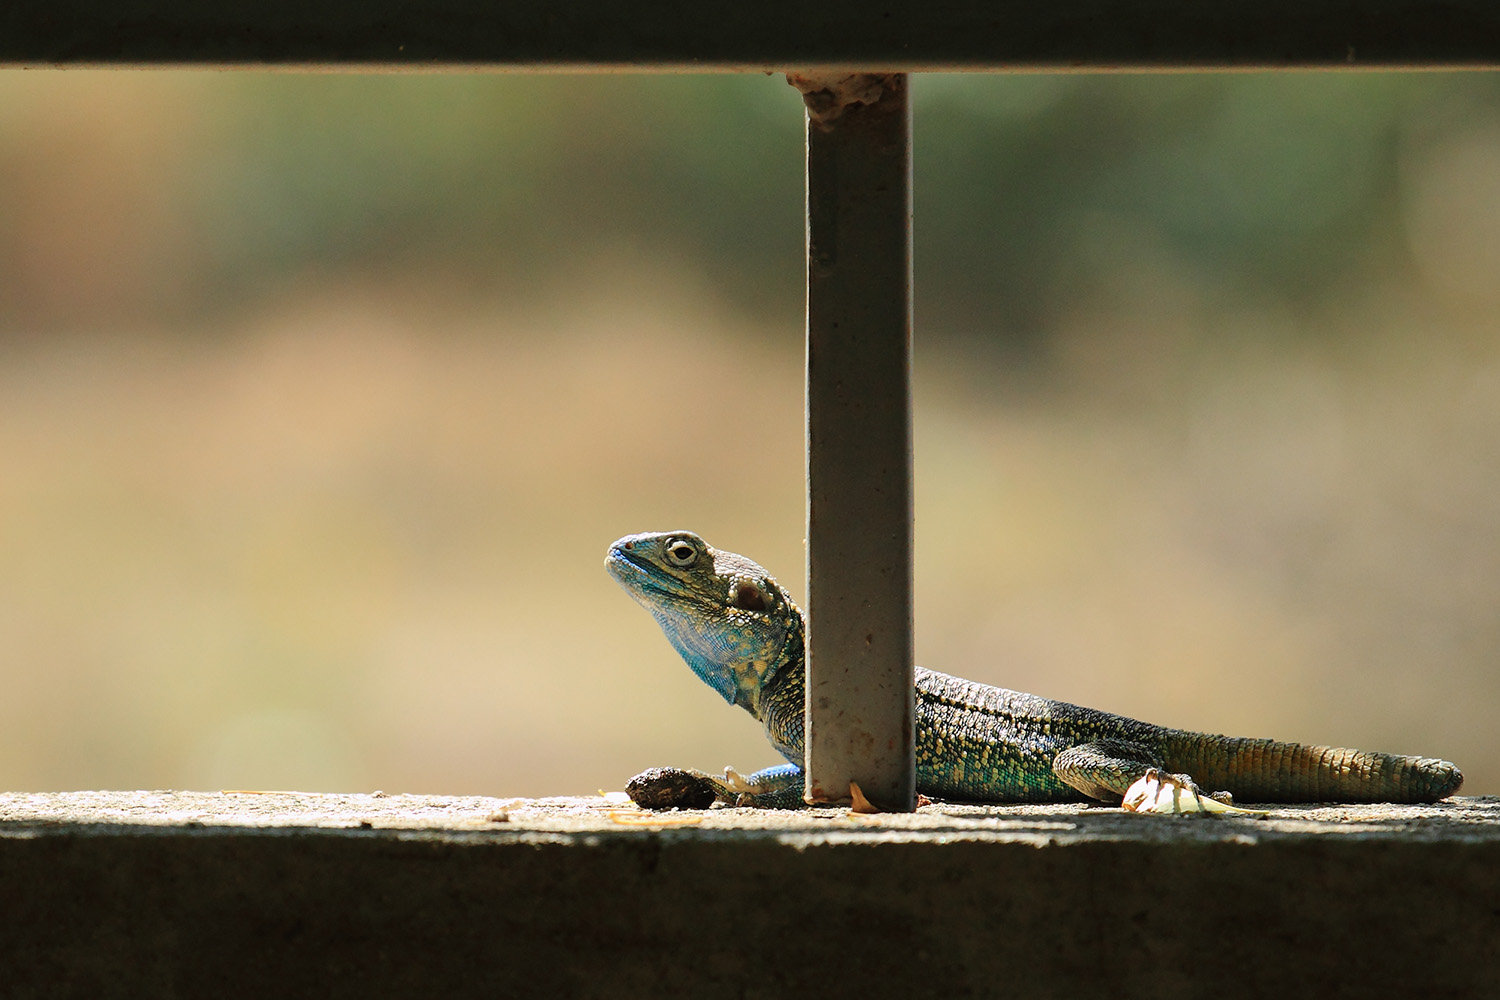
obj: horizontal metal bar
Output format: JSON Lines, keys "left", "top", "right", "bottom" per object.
{"left": 3, "top": 0, "right": 1500, "bottom": 70}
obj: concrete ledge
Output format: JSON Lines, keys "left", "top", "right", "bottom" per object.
{"left": 3, "top": 792, "right": 1498, "bottom": 998}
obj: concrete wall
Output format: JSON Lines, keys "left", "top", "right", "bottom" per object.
{"left": 1, "top": 792, "right": 1496, "bottom": 998}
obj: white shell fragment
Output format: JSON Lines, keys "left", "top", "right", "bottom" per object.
{"left": 1121, "top": 769, "right": 1265, "bottom": 816}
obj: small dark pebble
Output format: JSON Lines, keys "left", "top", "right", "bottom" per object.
{"left": 625, "top": 767, "right": 718, "bottom": 810}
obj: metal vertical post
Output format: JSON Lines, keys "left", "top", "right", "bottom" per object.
{"left": 790, "top": 72, "right": 914, "bottom": 811}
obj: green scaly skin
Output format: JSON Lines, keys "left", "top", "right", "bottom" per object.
{"left": 607, "top": 530, "right": 1464, "bottom": 810}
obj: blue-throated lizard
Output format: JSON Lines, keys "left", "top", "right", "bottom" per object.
{"left": 607, "top": 530, "right": 1463, "bottom": 813}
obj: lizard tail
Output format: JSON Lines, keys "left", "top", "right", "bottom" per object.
{"left": 1164, "top": 734, "right": 1463, "bottom": 803}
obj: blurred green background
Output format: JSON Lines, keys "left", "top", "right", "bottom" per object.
{"left": 0, "top": 71, "right": 1496, "bottom": 796}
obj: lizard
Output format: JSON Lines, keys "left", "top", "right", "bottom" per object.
{"left": 606, "top": 530, "right": 1464, "bottom": 814}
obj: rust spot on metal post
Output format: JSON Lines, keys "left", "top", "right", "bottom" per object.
{"left": 793, "top": 72, "right": 914, "bottom": 811}
{"left": 787, "top": 72, "right": 901, "bottom": 126}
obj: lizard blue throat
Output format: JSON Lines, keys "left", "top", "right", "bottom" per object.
{"left": 607, "top": 530, "right": 1464, "bottom": 814}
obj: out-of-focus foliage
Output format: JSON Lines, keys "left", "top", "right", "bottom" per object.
{"left": 919, "top": 74, "right": 1441, "bottom": 339}
{"left": 0, "top": 75, "right": 807, "bottom": 330}
{"left": 5, "top": 73, "right": 1499, "bottom": 340}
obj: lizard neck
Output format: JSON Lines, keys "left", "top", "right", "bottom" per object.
{"left": 754, "top": 626, "right": 807, "bottom": 764}
{"left": 729, "top": 608, "right": 805, "bottom": 720}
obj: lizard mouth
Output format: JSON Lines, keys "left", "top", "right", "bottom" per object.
{"left": 606, "top": 545, "right": 693, "bottom": 605}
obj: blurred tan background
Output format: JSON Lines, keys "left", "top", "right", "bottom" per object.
{"left": 0, "top": 72, "right": 1496, "bottom": 796}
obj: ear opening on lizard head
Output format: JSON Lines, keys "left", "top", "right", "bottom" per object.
{"left": 729, "top": 581, "right": 769, "bottom": 612}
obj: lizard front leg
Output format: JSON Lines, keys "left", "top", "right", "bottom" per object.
{"left": 626, "top": 763, "right": 806, "bottom": 810}
{"left": 1052, "top": 740, "right": 1250, "bottom": 815}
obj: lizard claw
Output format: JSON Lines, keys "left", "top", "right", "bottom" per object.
{"left": 721, "top": 767, "right": 757, "bottom": 794}
{"left": 1122, "top": 768, "right": 1264, "bottom": 816}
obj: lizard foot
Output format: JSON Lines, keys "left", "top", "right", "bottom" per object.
{"left": 625, "top": 767, "right": 719, "bottom": 810}
{"left": 1121, "top": 769, "right": 1263, "bottom": 816}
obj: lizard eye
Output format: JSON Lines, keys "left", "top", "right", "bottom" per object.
{"left": 730, "top": 581, "right": 768, "bottom": 612}
{"left": 664, "top": 539, "right": 698, "bottom": 568}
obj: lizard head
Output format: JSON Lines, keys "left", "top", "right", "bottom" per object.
{"left": 606, "top": 531, "right": 803, "bottom": 715}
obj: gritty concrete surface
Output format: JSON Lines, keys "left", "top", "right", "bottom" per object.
{"left": 2, "top": 791, "right": 1498, "bottom": 999}
{"left": 4, "top": 788, "right": 1500, "bottom": 842}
